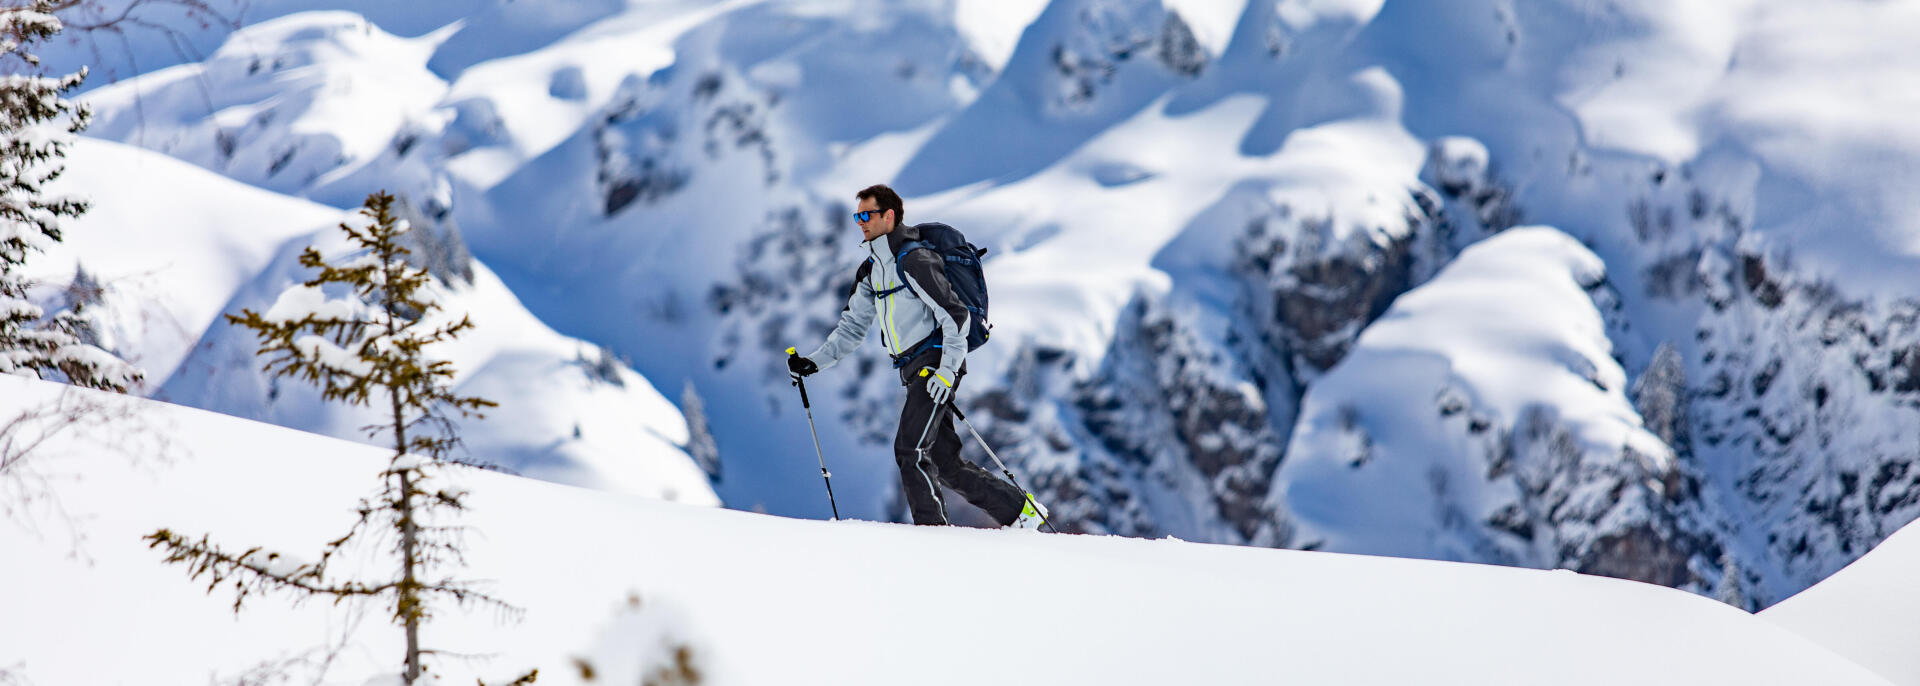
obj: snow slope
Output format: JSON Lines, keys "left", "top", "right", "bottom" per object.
{"left": 0, "top": 374, "right": 1896, "bottom": 685}
{"left": 1763, "top": 520, "right": 1920, "bottom": 685}
{"left": 20, "top": 136, "right": 342, "bottom": 385}
{"left": 78, "top": 12, "right": 452, "bottom": 199}
{"left": 34, "top": 137, "right": 715, "bottom": 505}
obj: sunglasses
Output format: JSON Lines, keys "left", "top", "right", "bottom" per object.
{"left": 854, "top": 209, "right": 887, "bottom": 223}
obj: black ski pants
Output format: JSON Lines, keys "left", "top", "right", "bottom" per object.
{"left": 894, "top": 352, "right": 1025, "bottom": 526}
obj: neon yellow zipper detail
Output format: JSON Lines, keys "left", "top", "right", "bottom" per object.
{"left": 883, "top": 276, "right": 901, "bottom": 355}
{"left": 873, "top": 243, "right": 902, "bottom": 355}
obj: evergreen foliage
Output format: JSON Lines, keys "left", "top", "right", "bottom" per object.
{"left": 680, "top": 379, "right": 719, "bottom": 482}
{"left": 1717, "top": 552, "right": 1749, "bottom": 611}
{"left": 0, "top": 1, "right": 139, "bottom": 392}
{"left": 147, "top": 191, "right": 506, "bottom": 684}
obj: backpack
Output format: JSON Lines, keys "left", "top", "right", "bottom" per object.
{"left": 872, "top": 222, "right": 992, "bottom": 352}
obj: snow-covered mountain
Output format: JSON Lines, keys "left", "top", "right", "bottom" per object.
{"left": 0, "top": 374, "right": 1901, "bottom": 685}
{"left": 23, "top": 0, "right": 1920, "bottom": 612}
{"left": 33, "top": 137, "right": 715, "bottom": 505}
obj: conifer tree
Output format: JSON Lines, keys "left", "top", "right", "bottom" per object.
{"left": 680, "top": 380, "right": 720, "bottom": 482}
{"left": 147, "top": 191, "right": 505, "bottom": 684}
{"left": 1716, "top": 552, "right": 1748, "bottom": 610}
{"left": 0, "top": 2, "right": 139, "bottom": 392}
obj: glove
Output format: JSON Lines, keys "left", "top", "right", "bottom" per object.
{"left": 787, "top": 349, "right": 818, "bottom": 382}
{"left": 922, "top": 367, "right": 954, "bottom": 405}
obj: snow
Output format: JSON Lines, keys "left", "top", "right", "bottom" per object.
{"left": 28, "top": 137, "right": 712, "bottom": 507}
{"left": 1276, "top": 228, "right": 1664, "bottom": 559}
{"left": 950, "top": 0, "right": 1049, "bottom": 72}
{"left": 26, "top": 138, "right": 342, "bottom": 387}
{"left": 434, "top": 0, "right": 757, "bottom": 189}
{"left": 0, "top": 373, "right": 1899, "bottom": 685}
{"left": 0, "top": 214, "right": 56, "bottom": 254}
{"left": 49, "top": 342, "right": 142, "bottom": 389}
{"left": 20, "top": 0, "right": 1920, "bottom": 640}
{"left": 78, "top": 12, "right": 453, "bottom": 198}
{"left": 0, "top": 296, "right": 40, "bottom": 321}
{"left": 919, "top": 86, "right": 1424, "bottom": 372}
{"left": 1424, "top": 136, "right": 1489, "bottom": 194}
{"left": 264, "top": 284, "right": 363, "bottom": 324}
{"left": 159, "top": 232, "right": 717, "bottom": 504}
{"left": 1351, "top": 0, "right": 1920, "bottom": 295}
{"left": 263, "top": 551, "right": 313, "bottom": 579}
{"left": 293, "top": 333, "right": 373, "bottom": 377}
{"left": 1763, "top": 519, "right": 1920, "bottom": 685}
{"left": 0, "top": 9, "right": 61, "bottom": 33}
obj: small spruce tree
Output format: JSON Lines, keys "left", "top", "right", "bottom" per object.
{"left": 147, "top": 191, "right": 505, "bottom": 684}
{"left": 0, "top": 2, "right": 139, "bottom": 392}
{"left": 680, "top": 379, "right": 720, "bottom": 482}
{"left": 1716, "top": 551, "right": 1748, "bottom": 611}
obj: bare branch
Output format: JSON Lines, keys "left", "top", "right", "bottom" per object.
{"left": 2, "top": 386, "right": 175, "bottom": 557}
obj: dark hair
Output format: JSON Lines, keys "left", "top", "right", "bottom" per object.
{"left": 856, "top": 184, "right": 905, "bottom": 226}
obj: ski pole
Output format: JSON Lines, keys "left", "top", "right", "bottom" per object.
{"left": 787, "top": 348, "right": 839, "bottom": 520}
{"left": 948, "top": 403, "right": 1058, "bottom": 534}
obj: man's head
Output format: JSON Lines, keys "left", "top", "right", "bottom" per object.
{"left": 854, "top": 184, "right": 904, "bottom": 242}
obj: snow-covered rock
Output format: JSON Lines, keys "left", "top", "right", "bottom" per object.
{"left": 1275, "top": 227, "right": 1721, "bottom": 592}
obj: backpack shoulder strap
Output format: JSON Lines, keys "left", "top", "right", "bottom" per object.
{"left": 851, "top": 258, "right": 879, "bottom": 300}
{"left": 892, "top": 239, "right": 937, "bottom": 290}
{"left": 894, "top": 239, "right": 935, "bottom": 263}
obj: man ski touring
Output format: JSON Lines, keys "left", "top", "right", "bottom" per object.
{"left": 788, "top": 184, "right": 1048, "bottom": 529}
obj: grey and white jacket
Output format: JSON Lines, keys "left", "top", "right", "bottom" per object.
{"left": 805, "top": 223, "right": 972, "bottom": 385}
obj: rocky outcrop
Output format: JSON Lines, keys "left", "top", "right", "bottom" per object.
{"left": 594, "top": 81, "right": 691, "bottom": 217}
{"left": 1072, "top": 293, "right": 1287, "bottom": 542}
{"left": 1490, "top": 404, "right": 1717, "bottom": 590}
{"left": 594, "top": 69, "right": 782, "bottom": 217}
{"left": 1599, "top": 162, "right": 1920, "bottom": 603}
{"left": 965, "top": 343, "right": 1157, "bottom": 536}
{"left": 1233, "top": 195, "right": 1435, "bottom": 376}
{"left": 1046, "top": 1, "right": 1208, "bottom": 111}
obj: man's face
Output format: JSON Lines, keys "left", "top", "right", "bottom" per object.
{"left": 855, "top": 197, "right": 894, "bottom": 242}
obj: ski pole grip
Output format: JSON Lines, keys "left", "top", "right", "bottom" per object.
{"left": 787, "top": 348, "right": 811, "bottom": 408}
{"left": 949, "top": 404, "right": 967, "bottom": 422}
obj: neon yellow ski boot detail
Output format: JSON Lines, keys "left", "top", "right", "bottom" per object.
{"left": 1008, "top": 495, "right": 1049, "bottom": 531}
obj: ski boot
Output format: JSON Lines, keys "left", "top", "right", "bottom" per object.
{"left": 1006, "top": 495, "right": 1049, "bottom": 531}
